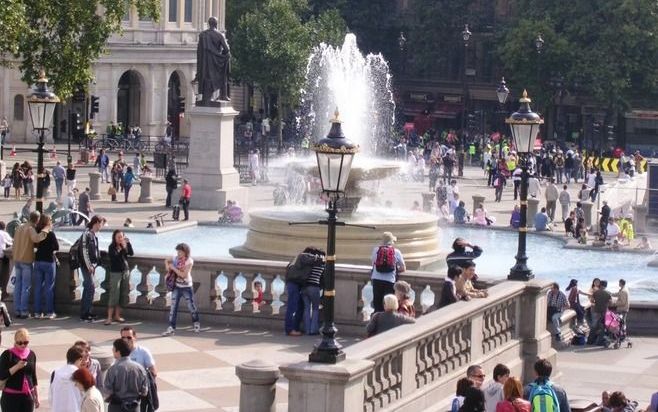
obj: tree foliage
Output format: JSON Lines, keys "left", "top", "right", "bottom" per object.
{"left": 0, "top": 0, "right": 160, "bottom": 99}
{"left": 498, "top": 0, "right": 658, "bottom": 112}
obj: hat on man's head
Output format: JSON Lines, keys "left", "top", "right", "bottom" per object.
{"left": 382, "top": 231, "right": 397, "bottom": 244}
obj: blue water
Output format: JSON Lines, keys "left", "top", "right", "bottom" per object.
{"left": 57, "top": 225, "right": 658, "bottom": 301}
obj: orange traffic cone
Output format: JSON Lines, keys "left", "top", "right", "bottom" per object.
{"left": 9, "top": 146, "right": 16, "bottom": 157}
{"left": 50, "top": 146, "right": 57, "bottom": 160}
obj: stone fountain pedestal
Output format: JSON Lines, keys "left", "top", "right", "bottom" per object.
{"left": 185, "top": 103, "right": 248, "bottom": 211}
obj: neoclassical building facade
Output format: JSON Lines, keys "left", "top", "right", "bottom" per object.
{"left": 0, "top": 0, "right": 253, "bottom": 143}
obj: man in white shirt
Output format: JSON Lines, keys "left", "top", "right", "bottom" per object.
{"left": 50, "top": 346, "right": 85, "bottom": 412}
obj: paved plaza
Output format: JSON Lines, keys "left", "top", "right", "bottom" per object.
{"left": 0, "top": 316, "right": 654, "bottom": 412}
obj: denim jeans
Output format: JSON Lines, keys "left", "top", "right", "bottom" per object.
{"left": 168, "top": 286, "right": 200, "bottom": 329}
{"left": 13, "top": 262, "right": 33, "bottom": 315}
{"left": 55, "top": 178, "right": 64, "bottom": 199}
{"left": 284, "top": 282, "right": 303, "bottom": 334}
{"left": 80, "top": 266, "right": 95, "bottom": 317}
{"left": 33, "top": 261, "right": 56, "bottom": 315}
{"left": 301, "top": 285, "right": 321, "bottom": 335}
{"left": 124, "top": 184, "right": 132, "bottom": 202}
{"left": 551, "top": 311, "right": 562, "bottom": 335}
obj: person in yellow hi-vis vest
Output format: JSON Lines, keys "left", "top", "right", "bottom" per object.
{"left": 619, "top": 218, "right": 635, "bottom": 245}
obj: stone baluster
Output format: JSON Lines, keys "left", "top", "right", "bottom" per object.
{"left": 152, "top": 269, "right": 169, "bottom": 308}
{"left": 209, "top": 271, "right": 222, "bottom": 311}
{"left": 259, "top": 274, "right": 274, "bottom": 315}
{"left": 136, "top": 264, "right": 152, "bottom": 305}
{"left": 581, "top": 200, "right": 594, "bottom": 229}
{"left": 241, "top": 272, "right": 258, "bottom": 313}
{"left": 222, "top": 272, "right": 238, "bottom": 311}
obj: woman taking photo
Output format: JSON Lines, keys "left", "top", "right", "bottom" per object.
{"left": 106, "top": 230, "right": 134, "bottom": 325}
{"left": 71, "top": 367, "right": 104, "bottom": 412}
{"left": 33, "top": 214, "right": 59, "bottom": 319}
{"left": 0, "top": 328, "right": 39, "bottom": 411}
{"left": 162, "top": 243, "right": 200, "bottom": 335}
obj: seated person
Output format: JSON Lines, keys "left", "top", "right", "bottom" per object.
{"left": 510, "top": 205, "right": 521, "bottom": 228}
{"left": 534, "top": 207, "right": 551, "bottom": 231}
{"left": 123, "top": 218, "right": 134, "bottom": 228}
{"left": 473, "top": 203, "right": 493, "bottom": 226}
{"left": 252, "top": 281, "right": 264, "bottom": 308}
{"left": 21, "top": 198, "right": 33, "bottom": 221}
{"left": 455, "top": 261, "right": 487, "bottom": 300}
{"left": 453, "top": 201, "right": 470, "bottom": 224}
{"left": 635, "top": 236, "right": 652, "bottom": 250}
{"left": 611, "top": 239, "right": 620, "bottom": 251}
{"left": 366, "top": 294, "right": 415, "bottom": 337}
{"left": 606, "top": 218, "right": 621, "bottom": 242}
{"left": 564, "top": 211, "right": 576, "bottom": 237}
{"left": 219, "top": 200, "right": 244, "bottom": 224}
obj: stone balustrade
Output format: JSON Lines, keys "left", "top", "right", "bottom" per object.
{"left": 280, "top": 280, "right": 557, "bottom": 412}
{"left": 2, "top": 251, "right": 452, "bottom": 335}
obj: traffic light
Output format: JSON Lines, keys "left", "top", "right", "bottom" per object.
{"left": 177, "top": 96, "right": 185, "bottom": 114}
{"left": 592, "top": 122, "right": 600, "bottom": 136}
{"left": 467, "top": 113, "right": 478, "bottom": 130}
{"left": 70, "top": 112, "right": 82, "bottom": 132}
{"left": 607, "top": 125, "right": 615, "bottom": 141}
{"left": 90, "top": 95, "right": 100, "bottom": 119}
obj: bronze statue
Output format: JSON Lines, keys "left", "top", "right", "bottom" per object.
{"left": 194, "top": 16, "right": 231, "bottom": 106}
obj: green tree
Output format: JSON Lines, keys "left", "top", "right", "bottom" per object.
{"left": 0, "top": 0, "right": 160, "bottom": 99}
{"left": 232, "top": 0, "right": 346, "bottom": 149}
{"left": 497, "top": 0, "right": 658, "bottom": 113}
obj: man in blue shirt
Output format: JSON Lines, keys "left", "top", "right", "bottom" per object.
{"left": 534, "top": 207, "right": 551, "bottom": 231}
{"left": 95, "top": 149, "right": 110, "bottom": 183}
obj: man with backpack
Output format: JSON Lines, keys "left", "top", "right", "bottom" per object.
{"left": 523, "top": 358, "right": 571, "bottom": 412}
{"left": 370, "top": 232, "right": 406, "bottom": 313}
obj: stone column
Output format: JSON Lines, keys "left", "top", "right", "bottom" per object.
{"left": 581, "top": 201, "right": 594, "bottom": 229}
{"left": 235, "top": 360, "right": 280, "bottom": 412}
{"left": 633, "top": 204, "right": 648, "bottom": 234}
{"left": 89, "top": 172, "right": 101, "bottom": 200}
{"left": 472, "top": 195, "right": 485, "bottom": 216}
{"left": 517, "top": 280, "right": 556, "bottom": 383}
{"left": 138, "top": 175, "right": 153, "bottom": 203}
{"left": 280, "top": 359, "right": 374, "bottom": 412}
{"left": 527, "top": 198, "right": 540, "bottom": 228}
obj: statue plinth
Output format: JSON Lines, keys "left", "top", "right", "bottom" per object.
{"left": 184, "top": 103, "right": 248, "bottom": 210}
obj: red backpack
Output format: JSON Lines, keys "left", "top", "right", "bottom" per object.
{"left": 375, "top": 246, "right": 396, "bottom": 272}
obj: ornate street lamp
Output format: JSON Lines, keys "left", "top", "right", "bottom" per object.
{"left": 506, "top": 90, "right": 543, "bottom": 281}
{"left": 27, "top": 70, "right": 60, "bottom": 213}
{"left": 496, "top": 77, "right": 510, "bottom": 159}
{"left": 461, "top": 24, "right": 472, "bottom": 132}
{"left": 309, "top": 109, "right": 358, "bottom": 364}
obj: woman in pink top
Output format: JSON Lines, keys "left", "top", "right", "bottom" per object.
{"left": 0, "top": 328, "right": 39, "bottom": 411}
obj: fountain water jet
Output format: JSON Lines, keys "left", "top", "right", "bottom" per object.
{"left": 230, "top": 34, "right": 443, "bottom": 270}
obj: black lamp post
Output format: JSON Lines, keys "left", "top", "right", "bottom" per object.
{"left": 496, "top": 77, "right": 510, "bottom": 159}
{"left": 460, "top": 24, "right": 472, "bottom": 133}
{"left": 27, "top": 70, "right": 60, "bottom": 214}
{"left": 309, "top": 110, "right": 358, "bottom": 364}
{"left": 507, "top": 90, "right": 543, "bottom": 281}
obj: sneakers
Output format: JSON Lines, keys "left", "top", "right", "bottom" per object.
{"left": 193, "top": 322, "right": 201, "bottom": 333}
{"left": 46, "top": 313, "right": 57, "bottom": 320}
{"left": 162, "top": 326, "right": 175, "bottom": 336}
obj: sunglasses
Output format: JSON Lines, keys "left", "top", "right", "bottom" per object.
{"left": 16, "top": 341, "right": 29, "bottom": 346}
{"left": 472, "top": 374, "right": 485, "bottom": 379}
{"left": 121, "top": 336, "right": 133, "bottom": 340}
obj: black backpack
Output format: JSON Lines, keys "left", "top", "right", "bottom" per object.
{"left": 285, "top": 255, "right": 311, "bottom": 284}
{"left": 69, "top": 235, "right": 83, "bottom": 270}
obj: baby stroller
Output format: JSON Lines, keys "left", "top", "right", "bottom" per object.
{"left": 603, "top": 310, "right": 632, "bottom": 349}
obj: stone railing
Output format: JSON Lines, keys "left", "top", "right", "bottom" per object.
{"left": 280, "top": 280, "right": 556, "bottom": 412}
{"left": 2, "top": 251, "right": 452, "bottom": 335}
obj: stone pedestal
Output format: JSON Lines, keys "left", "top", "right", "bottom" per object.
{"left": 527, "top": 198, "right": 540, "bottom": 228}
{"left": 184, "top": 104, "right": 248, "bottom": 210}
{"left": 235, "top": 360, "right": 280, "bottom": 412}
{"left": 0, "top": 160, "right": 5, "bottom": 181}
{"left": 472, "top": 195, "right": 485, "bottom": 216}
{"left": 634, "top": 204, "right": 648, "bottom": 234}
{"left": 138, "top": 176, "right": 153, "bottom": 203}
{"left": 280, "top": 359, "right": 374, "bottom": 412}
{"left": 88, "top": 172, "right": 101, "bottom": 200}
{"left": 581, "top": 201, "right": 594, "bottom": 229}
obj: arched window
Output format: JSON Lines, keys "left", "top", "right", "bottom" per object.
{"left": 13, "top": 95, "right": 24, "bottom": 121}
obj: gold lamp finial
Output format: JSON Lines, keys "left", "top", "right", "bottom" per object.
{"left": 520, "top": 89, "right": 531, "bottom": 103}
{"left": 331, "top": 107, "right": 341, "bottom": 123}
{"left": 38, "top": 68, "right": 48, "bottom": 82}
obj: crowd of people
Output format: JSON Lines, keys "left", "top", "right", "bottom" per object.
{"left": 0, "top": 326, "right": 157, "bottom": 412}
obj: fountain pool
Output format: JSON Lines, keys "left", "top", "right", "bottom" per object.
{"left": 57, "top": 226, "right": 658, "bottom": 301}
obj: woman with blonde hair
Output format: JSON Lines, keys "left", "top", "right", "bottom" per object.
{"left": 0, "top": 328, "right": 40, "bottom": 411}
{"left": 495, "top": 377, "right": 530, "bottom": 412}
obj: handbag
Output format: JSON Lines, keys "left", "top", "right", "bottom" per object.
{"left": 165, "top": 270, "right": 176, "bottom": 291}
{"left": 108, "top": 186, "right": 117, "bottom": 196}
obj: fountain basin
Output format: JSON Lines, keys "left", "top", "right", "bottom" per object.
{"left": 229, "top": 206, "right": 444, "bottom": 270}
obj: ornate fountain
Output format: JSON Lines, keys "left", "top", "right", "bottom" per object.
{"left": 230, "top": 34, "right": 443, "bottom": 270}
